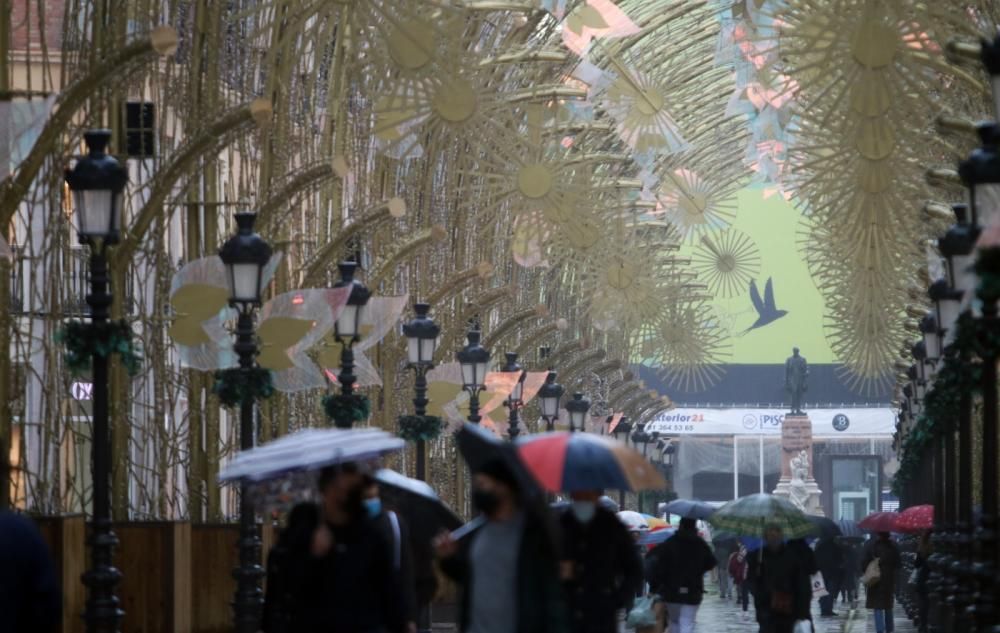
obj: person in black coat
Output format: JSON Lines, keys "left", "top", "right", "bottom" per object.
{"left": 646, "top": 518, "right": 716, "bottom": 633}
{"left": 559, "top": 490, "right": 643, "bottom": 633}
{"left": 748, "top": 525, "right": 814, "bottom": 633}
{"left": 435, "top": 458, "right": 568, "bottom": 633}
{"left": 363, "top": 475, "right": 418, "bottom": 633}
{"left": 261, "top": 463, "right": 407, "bottom": 633}
{"left": 0, "top": 511, "right": 61, "bottom": 633}
{"left": 815, "top": 536, "right": 844, "bottom": 616}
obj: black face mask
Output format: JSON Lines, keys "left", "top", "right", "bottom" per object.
{"left": 472, "top": 489, "right": 501, "bottom": 516}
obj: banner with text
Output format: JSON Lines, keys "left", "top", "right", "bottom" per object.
{"left": 644, "top": 408, "right": 894, "bottom": 436}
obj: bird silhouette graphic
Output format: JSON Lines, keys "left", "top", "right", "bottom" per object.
{"left": 742, "top": 277, "right": 788, "bottom": 335}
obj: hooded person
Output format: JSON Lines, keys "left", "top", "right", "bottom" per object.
{"left": 261, "top": 462, "right": 407, "bottom": 633}
{"left": 646, "top": 518, "right": 716, "bottom": 633}
{"left": 435, "top": 458, "right": 568, "bottom": 633}
{"left": 559, "top": 490, "right": 643, "bottom": 633}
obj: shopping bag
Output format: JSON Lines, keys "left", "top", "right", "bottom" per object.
{"left": 793, "top": 620, "right": 814, "bottom": 633}
{"left": 861, "top": 557, "right": 881, "bottom": 586}
{"left": 811, "top": 572, "right": 829, "bottom": 598}
{"left": 626, "top": 595, "right": 657, "bottom": 629}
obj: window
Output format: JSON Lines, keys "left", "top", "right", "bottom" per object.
{"left": 122, "top": 101, "right": 155, "bottom": 158}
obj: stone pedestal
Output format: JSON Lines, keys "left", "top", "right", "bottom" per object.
{"left": 772, "top": 414, "right": 824, "bottom": 516}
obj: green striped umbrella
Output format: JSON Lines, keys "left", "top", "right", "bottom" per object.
{"left": 708, "top": 493, "right": 814, "bottom": 539}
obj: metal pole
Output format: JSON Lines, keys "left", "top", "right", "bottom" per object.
{"left": 972, "top": 299, "right": 998, "bottom": 632}
{"left": 335, "top": 339, "right": 357, "bottom": 427}
{"left": 952, "top": 384, "right": 975, "bottom": 633}
{"left": 507, "top": 399, "right": 521, "bottom": 440}
{"left": 468, "top": 388, "right": 481, "bottom": 424}
{"left": 233, "top": 310, "right": 262, "bottom": 633}
{"left": 758, "top": 433, "right": 764, "bottom": 494}
{"left": 413, "top": 365, "right": 429, "bottom": 481}
{"left": 83, "top": 248, "right": 123, "bottom": 633}
{"left": 733, "top": 436, "right": 739, "bottom": 500}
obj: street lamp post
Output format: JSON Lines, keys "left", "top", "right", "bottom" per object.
{"left": 331, "top": 261, "right": 371, "bottom": 428}
{"left": 501, "top": 352, "right": 525, "bottom": 440}
{"left": 630, "top": 423, "right": 652, "bottom": 513}
{"left": 537, "top": 371, "right": 564, "bottom": 432}
{"left": 402, "top": 302, "right": 440, "bottom": 481}
{"left": 218, "top": 212, "right": 272, "bottom": 633}
{"left": 565, "top": 392, "right": 591, "bottom": 433}
{"left": 612, "top": 417, "right": 632, "bottom": 509}
{"left": 457, "top": 327, "right": 490, "bottom": 424}
{"left": 66, "top": 129, "right": 127, "bottom": 633}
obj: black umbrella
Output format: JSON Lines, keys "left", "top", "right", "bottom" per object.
{"left": 375, "top": 469, "right": 462, "bottom": 544}
{"left": 807, "top": 514, "right": 842, "bottom": 539}
{"left": 456, "top": 423, "right": 544, "bottom": 504}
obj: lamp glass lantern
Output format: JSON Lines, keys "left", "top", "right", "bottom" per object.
{"left": 537, "top": 371, "right": 564, "bottom": 419}
{"left": 403, "top": 302, "right": 440, "bottom": 366}
{"left": 929, "top": 278, "right": 963, "bottom": 335}
{"left": 64, "top": 129, "right": 127, "bottom": 245}
{"left": 333, "top": 261, "right": 372, "bottom": 340}
{"left": 565, "top": 392, "right": 591, "bottom": 430}
{"left": 218, "top": 213, "right": 273, "bottom": 307}
{"left": 959, "top": 123, "right": 1000, "bottom": 228}
{"left": 919, "top": 313, "right": 941, "bottom": 362}
{"left": 456, "top": 329, "right": 490, "bottom": 389}
{"left": 501, "top": 352, "right": 525, "bottom": 403}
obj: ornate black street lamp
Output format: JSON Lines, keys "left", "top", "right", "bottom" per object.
{"left": 331, "top": 261, "right": 371, "bottom": 428}
{"left": 457, "top": 327, "right": 490, "bottom": 424}
{"left": 630, "top": 422, "right": 653, "bottom": 513}
{"left": 402, "top": 302, "right": 439, "bottom": 481}
{"left": 612, "top": 417, "right": 633, "bottom": 508}
{"left": 66, "top": 129, "right": 127, "bottom": 633}
{"left": 565, "top": 392, "right": 591, "bottom": 433}
{"left": 537, "top": 371, "right": 564, "bottom": 432}
{"left": 219, "top": 212, "right": 272, "bottom": 633}
{"left": 501, "top": 352, "right": 525, "bottom": 440}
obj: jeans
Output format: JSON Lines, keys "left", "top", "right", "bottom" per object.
{"left": 718, "top": 569, "right": 731, "bottom": 598}
{"left": 665, "top": 603, "right": 698, "bottom": 633}
{"left": 874, "top": 608, "right": 894, "bottom": 633}
{"left": 737, "top": 582, "right": 749, "bottom": 611}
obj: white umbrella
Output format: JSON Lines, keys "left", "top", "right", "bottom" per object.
{"left": 617, "top": 510, "right": 650, "bottom": 532}
{"left": 218, "top": 427, "right": 404, "bottom": 483}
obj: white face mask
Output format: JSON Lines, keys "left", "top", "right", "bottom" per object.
{"left": 571, "top": 501, "right": 597, "bottom": 523}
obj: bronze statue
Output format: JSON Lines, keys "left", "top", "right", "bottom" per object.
{"left": 785, "top": 347, "right": 808, "bottom": 415}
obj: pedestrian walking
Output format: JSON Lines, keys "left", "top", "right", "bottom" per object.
{"left": 261, "top": 462, "right": 408, "bottom": 633}
{"left": 728, "top": 544, "right": 751, "bottom": 619}
{"left": 814, "top": 535, "right": 844, "bottom": 617}
{"left": 714, "top": 538, "right": 734, "bottom": 599}
{"left": 435, "top": 458, "right": 568, "bottom": 633}
{"left": 363, "top": 475, "right": 418, "bottom": 633}
{"left": 840, "top": 540, "right": 861, "bottom": 605}
{"left": 646, "top": 517, "right": 717, "bottom": 633}
{"left": 747, "top": 524, "right": 814, "bottom": 633}
{"left": 559, "top": 490, "right": 644, "bottom": 633}
{"left": 0, "top": 510, "right": 61, "bottom": 633}
{"left": 862, "top": 532, "right": 901, "bottom": 633}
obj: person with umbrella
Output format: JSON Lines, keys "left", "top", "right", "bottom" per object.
{"left": 861, "top": 531, "right": 901, "bottom": 633}
{"left": 261, "top": 462, "right": 408, "bottom": 633}
{"left": 645, "top": 517, "right": 716, "bottom": 633}
{"left": 362, "top": 474, "right": 418, "bottom": 633}
{"left": 727, "top": 542, "right": 751, "bottom": 620}
{"left": 747, "top": 524, "right": 814, "bottom": 633}
{"left": 434, "top": 457, "right": 568, "bottom": 633}
{"left": 559, "top": 489, "right": 644, "bottom": 633}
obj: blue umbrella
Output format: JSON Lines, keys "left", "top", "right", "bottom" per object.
{"left": 664, "top": 498, "right": 716, "bottom": 520}
{"left": 837, "top": 518, "right": 864, "bottom": 539}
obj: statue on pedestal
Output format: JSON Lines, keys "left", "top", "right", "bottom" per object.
{"left": 788, "top": 450, "right": 811, "bottom": 512}
{"left": 784, "top": 347, "right": 808, "bottom": 416}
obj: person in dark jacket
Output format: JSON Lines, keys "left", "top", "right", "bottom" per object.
{"left": 862, "top": 532, "right": 901, "bottom": 633}
{"left": 815, "top": 536, "right": 845, "bottom": 616}
{"left": 840, "top": 540, "right": 861, "bottom": 605}
{"left": 363, "top": 475, "right": 418, "bottom": 633}
{"left": 261, "top": 462, "right": 407, "bottom": 633}
{"left": 0, "top": 511, "right": 61, "bottom": 633}
{"left": 559, "top": 489, "right": 643, "bottom": 633}
{"left": 646, "top": 518, "right": 716, "bottom": 633}
{"left": 435, "top": 458, "right": 568, "bottom": 633}
{"left": 748, "top": 525, "right": 813, "bottom": 633}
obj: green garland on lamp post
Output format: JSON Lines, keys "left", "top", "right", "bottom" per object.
{"left": 212, "top": 368, "right": 275, "bottom": 408}
{"left": 397, "top": 415, "right": 444, "bottom": 442}
{"left": 322, "top": 393, "right": 372, "bottom": 428}
{"left": 57, "top": 319, "right": 143, "bottom": 376}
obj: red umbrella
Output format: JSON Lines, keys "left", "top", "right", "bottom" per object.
{"left": 894, "top": 505, "right": 934, "bottom": 533}
{"left": 858, "top": 511, "right": 900, "bottom": 533}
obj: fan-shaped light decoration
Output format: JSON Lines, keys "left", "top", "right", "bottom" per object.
{"left": 638, "top": 303, "right": 733, "bottom": 393}
{"left": 561, "top": 0, "right": 640, "bottom": 55}
{"left": 778, "top": 0, "right": 966, "bottom": 389}
{"left": 653, "top": 169, "right": 737, "bottom": 241}
{"left": 692, "top": 229, "right": 762, "bottom": 298}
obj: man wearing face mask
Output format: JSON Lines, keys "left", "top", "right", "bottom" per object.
{"left": 559, "top": 490, "right": 643, "bottom": 633}
{"left": 362, "top": 476, "right": 418, "bottom": 633}
{"left": 263, "top": 462, "right": 407, "bottom": 633}
{"left": 646, "top": 518, "right": 716, "bottom": 633}
{"left": 435, "top": 459, "right": 568, "bottom": 633}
